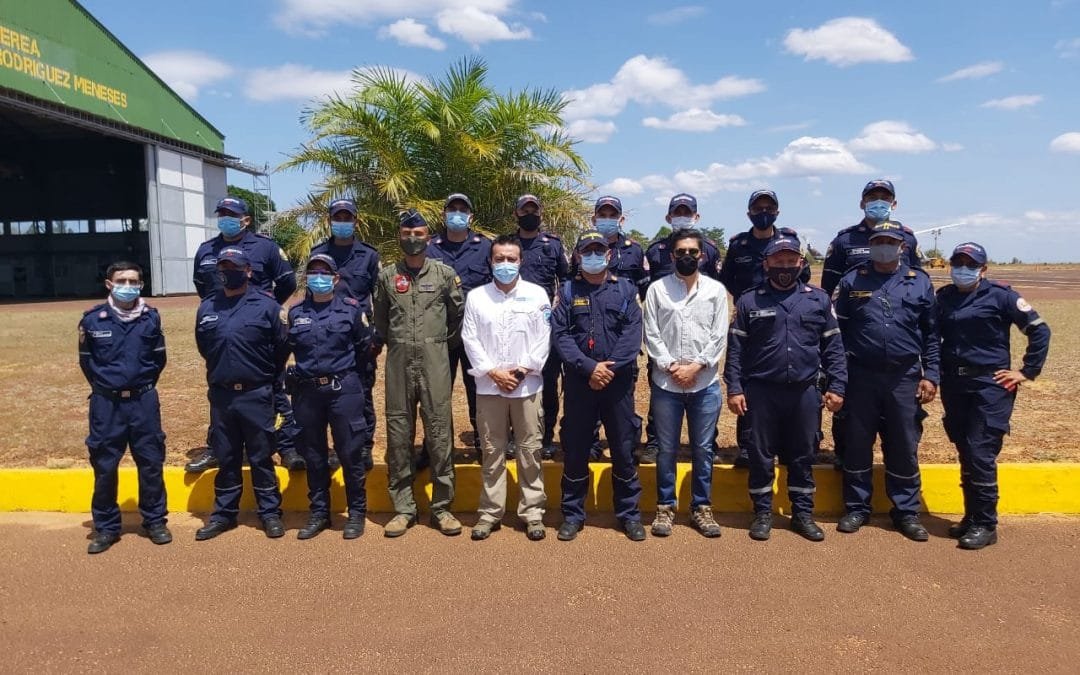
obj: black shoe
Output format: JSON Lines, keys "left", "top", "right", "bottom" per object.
{"left": 343, "top": 514, "right": 366, "bottom": 539}
{"left": 837, "top": 511, "right": 870, "bottom": 533}
{"left": 87, "top": 531, "right": 120, "bottom": 554}
{"left": 749, "top": 512, "right": 773, "bottom": 541}
{"left": 263, "top": 517, "right": 286, "bottom": 539}
{"left": 145, "top": 524, "right": 172, "bottom": 545}
{"left": 557, "top": 520, "right": 583, "bottom": 541}
{"left": 279, "top": 449, "right": 306, "bottom": 471}
{"left": 297, "top": 515, "right": 330, "bottom": 540}
{"left": 623, "top": 520, "right": 646, "bottom": 542}
{"left": 637, "top": 443, "right": 659, "bottom": 464}
{"left": 327, "top": 451, "right": 341, "bottom": 472}
{"left": 733, "top": 453, "right": 750, "bottom": 469}
{"left": 195, "top": 520, "right": 236, "bottom": 541}
{"left": 958, "top": 525, "right": 997, "bottom": 550}
{"left": 948, "top": 517, "right": 972, "bottom": 539}
{"left": 791, "top": 514, "right": 825, "bottom": 542}
{"left": 540, "top": 443, "right": 556, "bottom": 460}
{"left": 184, "top": 451, "right": 218, "bottom": 473}
{"left": 895, "top": 516, "right": 929, "bottom": 542}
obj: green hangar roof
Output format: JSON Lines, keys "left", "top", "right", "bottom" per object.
{"left": 0, "top": 0, "right": 225, "bottom": 158}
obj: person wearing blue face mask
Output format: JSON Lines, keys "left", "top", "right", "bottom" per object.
{"left": 310, "top": 198, "right": 382, "bottom": 471}
{"left": 935, "top": 242, "right": 1050, "bottom": 550}
{"left": 187, "top": 196, "right": 302, "bottom": 474}
{"left": 78, "top": 261, "right": 169, "bottom": 554}
{"left": 820, "top": 179, "right": 924, "bottom": 472}
{"left": 425, "top": 193, "right": 492, "bottom": 461}
{"left": 552, "top": 231, "right": 645, "bottom": 542}
{"left": 286, "top": 254, "right": 373, "bottom": 540}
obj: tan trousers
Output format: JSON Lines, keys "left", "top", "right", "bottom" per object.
{"left": 476, "top": 392, "right": 547, "bottom": 523}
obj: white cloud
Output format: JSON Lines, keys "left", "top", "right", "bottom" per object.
{"left": 981, "top": 94, "right": 1043, "bottom": 110}
{"left": 937, "top": 60, "right": 1003, "bottom": 83}
{"left": 647, "top": 6, "right": 706, "bottom": 26}
{"left": 379, "top": 18, "right": 446, "bottom": 50}
{"left": 602, "top": 178, "right": 644, "bottom": 195}
{"left": 848, "top": 120, "right": 937, "bottom": 154}
{"left": 565, "top": 119, "right": 617, "bottom": 143}
{"left": 142, "top": 51, "right": 235, "bottom": 100}
{"left": 562, "top": 55, "right": 764, "bottom": 121}
{"left": 768, "top": 120, "right": 815, "bottom": 133}
{"left": 1056, "top": 37, "right": 1080, "bottom": 58}
{"left": 642, "top": 108, "right": 746, "bottom": 132}
{"left": 784, "top": 17, "right": 914, "bottom": 67}
{"left": 1050, "top": 132, "right": 1080, "bottom": 153}
{"left": 435, "top": 6, "right": 531, "bottom": 45}
{"left": 244, "top": 64, "right": 421, "bottom": 102}
{"left": 942, "top": 142, "right": 964, "bottom": 152}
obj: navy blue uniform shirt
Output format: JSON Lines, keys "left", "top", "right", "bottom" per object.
{"left": 195, "top": 287, "right": 289, "bottom": 386}
{"left": 426, "top": 229, "right": 493, "bottom": 294}
{"left": 719, "top": 226, "right": 811, "bottom": 298}
{"left": 193, "top": 229, "right": 297, "bottom": 304}
{"left": 821, "top": 220, "right": 922, "bottom": 296}
{"left": 724, "top": 282, "right": 847, "bottom": 396}
{"left": 78, "top": 302, "right": 167, "bottom": 390}
{"left": 552, "top": 273, "right": 642, "bottom": 377}
{"left": 569, "top": 234, "right": 647, "bottom": 298}
{"left": 935, "top": 279, "right": 1050, "bottom": 380}
{"left": 518, "top": 232, "right": 568, "bottom": 300}
{"left": 834, "top": 262, "right": 940, "bottom": 383}
{"left": 645, "top": 234, "right": 723, "bottom": 287}
{"left": 287, "top": 294, "right": 372, "bottom": 378}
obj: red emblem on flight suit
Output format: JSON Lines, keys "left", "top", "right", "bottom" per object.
{"left": 394, "top": 274, "right": 410, "bottom": 293}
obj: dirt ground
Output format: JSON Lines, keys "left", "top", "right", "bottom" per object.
{"left": 0, "top": 511, "right": 1078, "bottom": 672}
{"left": 0, "top": 264, "right": 1075, "bottom": 468}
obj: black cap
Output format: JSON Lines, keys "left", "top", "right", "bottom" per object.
{"left": 575, "top": 230, "right": 609, "bottom": 252}
{"left": 862, "top": 179, "right": 896, "bottom": 198}
{"left": 748, "top": 189, "right": 779, "bottom": 208}
{"left": 950, "top": 242, "right": 987, "bottom": 265}
{"left": 399, "top": 209, "right": 427, "bottom": 228}
{"left": 667, "top": 193, "right": 697, "bottom": 214}
{"left": 764, "top": 237, "right": 802, "bottom": 257}
{"left": 869, "top": 222, "right": 905, "bottom": 241}
{"left": 444, "top": 193, "right": 473, "bottom": 210}
{"left": 305, "top": 253, "right": 339, "bottom": 273}
{"left": 329, "top": 199, "right": 357, "bottom": 216}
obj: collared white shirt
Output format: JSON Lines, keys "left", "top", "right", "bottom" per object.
{"left": 644, "top": 272, "right": 729, "bottom": 392}
{"left": 463, "top": 279, "right": 551, "bottom": 398}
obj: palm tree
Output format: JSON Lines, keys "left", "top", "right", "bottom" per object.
{"left": 279, "top": 57, "right": 592, "bottom": 263}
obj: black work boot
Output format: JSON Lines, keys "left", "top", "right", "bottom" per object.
{"left": 958, "top": 525, "right": 997, "bottom": 550}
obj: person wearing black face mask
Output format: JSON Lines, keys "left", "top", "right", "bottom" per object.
{"left": 724, "top": 237, "right": 846, "bottom": 542}
{"left": 513, "top": 194, "right": 569, "bottom": 460}
{"left": 719, "top": 189, "right": 811, "bottom": 468}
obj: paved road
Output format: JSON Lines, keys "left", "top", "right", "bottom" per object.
{"left": 1, "top": 512, "right": 1077, "bottom": 672}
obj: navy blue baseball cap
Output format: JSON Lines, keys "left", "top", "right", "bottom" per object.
{"left": 950, "top": 242, "right": 987, "bottom": 265}
{"left": 575, "top": 230, "right": 610, "bottom": 252}
{"left": 862, "top": 179, "right": 896, "bottom": 198}
{"left": 399, "top": 209, "right": 427, "bottom": 228}
{"left": 515, "top": 194, "right": 541, "bottom": 210}
{"left": 305, "top": 253, "right": 339, "bottom": 273}
{"left": 668, "top": 193, "right": 697, "bottom": 214}
{"left": 329, "top": 199, "right": 357, "bottom": 216}
{"left": 216, "top": 247, "right": 250, "bottom": 267}
{"left": 445, "top": 193, "right": 473, "bottom": 210}
{"left": 594, "top": 195, "right": 623, "bottom": 214}
{"left": 215, "top": 196, "right": 248, "bottom": 215}
{"left": 764, "top": 237, "right": 802, "bottom": 257}
{"left": 748, "top": 189, "right": 779, "bottom": 208}
{"left": 869, "top": 222, "right": 905, "bottom": 241}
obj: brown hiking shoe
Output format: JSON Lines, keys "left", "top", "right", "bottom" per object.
{"left": 691, "top": 505, "right": 722, "bottom": 538}
{"left": 383, "top": 513, "right": 416, "bottom": 538}
{"left": 431, "top": 511, "right": 463, "bottom": 536}
{"left": 651, "top": 504, "right": 675, "bottom": 537}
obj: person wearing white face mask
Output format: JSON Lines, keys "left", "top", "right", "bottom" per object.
{"left": 934, "top": 242, "right": 1051, "bottom": 550}
{"left": 461, "top": 234, "right": 551, "bottom": 541}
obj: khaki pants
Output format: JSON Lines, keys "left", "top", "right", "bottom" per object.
{"left": 476, "top": 392, "right": 546, "bottom": 523}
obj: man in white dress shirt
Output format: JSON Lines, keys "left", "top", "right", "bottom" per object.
{"left": 643, "top": 229, "right": 729, "bottom": 538}
{"left": 462, "top": 234, "right": 551, "bottom": 541}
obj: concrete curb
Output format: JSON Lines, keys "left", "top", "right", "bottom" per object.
{"left": 2, "top": 463, "right": 1078, "bottom": 515}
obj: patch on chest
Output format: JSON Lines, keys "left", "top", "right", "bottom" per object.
{"left": 89, "top": 330, "right": 112, "bottom": 339}
{"left": 847, "top": 247, "right": 870, "bottom": 258}
{"left": 848, "top": 290, "right": 872, "bottom": 299}
{"left": 748, "top": 309, "right": 776, "bottom": 318}
{"left": 394, "top": 274, "right": 410, "bottom": 293}
{"left": 419, "top": 282, "right": 436, "bottom": 292}
{"left": 572, "top": 297, "right": 589, "bottom": 307}
{"left": 294, "top": 316, "right": 312, "bottom": 326}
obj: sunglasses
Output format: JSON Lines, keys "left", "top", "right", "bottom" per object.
{"left": 674, "top": 248, "right": 700, "bottom": 257}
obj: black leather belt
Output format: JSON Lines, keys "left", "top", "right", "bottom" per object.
{"left": 92, "top": 383, "right": 154, "bottom": 400}
{"left": 214, "top": 382, "right": 270, "bottom": 392}
{"left": 297, "top": 372, "right": 351, "bottom": 388}
{"left": 951, "top": 365, "right": 998, "bottom": 377}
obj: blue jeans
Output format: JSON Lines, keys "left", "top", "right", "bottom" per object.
{"left": 652, "top": 381, "right": 720, "bottom": 509}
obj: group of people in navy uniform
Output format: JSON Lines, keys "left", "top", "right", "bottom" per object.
{"left": 78, "top": 179, "right": 1049, "bottom": 554}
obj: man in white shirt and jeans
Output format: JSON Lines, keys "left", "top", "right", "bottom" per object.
{"left": 643, "top": 229, "right": 729, "bottom": 538}
{"left": 462, "top": 234, "right": 551, "bottom": 541}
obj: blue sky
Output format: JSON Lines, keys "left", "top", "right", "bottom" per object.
{"left": 85, "top": 0, "right": 1080, "bottom": 262}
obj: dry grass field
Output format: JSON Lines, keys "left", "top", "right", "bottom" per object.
{"left": 1, "top": 264, "right": 1075, "bottom": 468}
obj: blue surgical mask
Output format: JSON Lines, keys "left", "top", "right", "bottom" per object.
{"left": 445, "top": 211, "right": 469, "bottom": 232}
{"left": 580, "top": 252, "right": 609, "bottom": 274}
{"left": 110, "top": 284, "right": 141, "bottom": 303}
{"left": 306, "top": 273, "right": 334, "bottom": 294}
{"left": 950, "top": 266, "right": 981, "bottom": 288}
{"left": 219, "top": 268, "right": 248, "bottom": 290}
{"left": 869, "top": 242, "right": 902, "bottom": 264}
{"left": 669, "top": 216, "right": 694, "bottom": 229}
{"left": 595, "top": 218, "right": 620, "bottom": 237}
{"left": 218, "top": 216, "right": 243, "bottom": 237}
{"left": 492, "top": 262, "right": 519, "bottom": 285}
{"left": 864, "top": 199, "right": 892, "bottom": 223}
{"left": 330, "top": 221, "right": 355, "bottom": 239}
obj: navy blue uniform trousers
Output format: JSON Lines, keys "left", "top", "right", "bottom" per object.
{"left": 208, "top": 384, "right": 282, "bottom": 523}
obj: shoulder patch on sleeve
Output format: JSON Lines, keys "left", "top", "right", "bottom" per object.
{"left": 279, "top": 308, "right": 288, "bottom": 324}
{"left": 343, "top": 297, "right": 358, "bottom": 306}
{"left": 1016, "top": 297, "right": 1033, "bottom": 312}
{"left": 279, "top": 247, "right": 289, "bottom": 260}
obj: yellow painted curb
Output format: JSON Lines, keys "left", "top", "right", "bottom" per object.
{"left": 1, "top": 463, "right": 1078, "bottom": 515}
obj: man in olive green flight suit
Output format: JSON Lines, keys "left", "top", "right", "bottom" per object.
{"left": 373, "top": 209, "right": 465, "bottom": 537}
